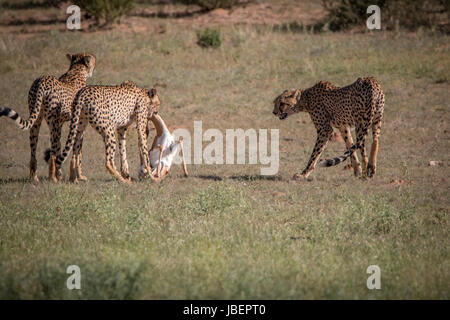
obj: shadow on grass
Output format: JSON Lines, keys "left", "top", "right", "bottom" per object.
{"left": 0, "top": 18, "right": 66, "bottom": 26}
{"left": 192, "top": 174, "right": 284, "bottom": 182}
{"left": 0, "top": 174, "right": 284, "bottom": 184}
{"left": 229, "top": 174, "right": 284, "bottom": 181}
{"left": 0, "top": 177, "right": 32, "bottom": 184}
{"left": 131, "top": 7, "right": 210, "bottom": 19}
{"left": 194, "top": 174, "right": 225, "bottom": 181}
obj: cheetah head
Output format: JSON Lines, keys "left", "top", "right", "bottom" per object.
{"left": 66, "top": 53, "right": 96, "bottom": 78}
{"left": 272, "top": 89, "right": 301, "bottom": 120}
{"left": 148, "top": 88, "right": 161, "bottom": 118}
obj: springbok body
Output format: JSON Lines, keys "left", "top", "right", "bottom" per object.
{"left": 138, "top": 114, "right": 188, "bottom": 180}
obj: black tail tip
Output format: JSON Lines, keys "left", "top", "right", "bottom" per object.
{"left": 44, "top": 148, "right": 51, "bottom": 163}
{"left": 0, "top": 107, "right": 11, "bottom": 117}
{"left": 325, "top": 159, "right": 335, "bottom": 167}
{"left": 323, "top": 158, "right": 342, "bottom": 167}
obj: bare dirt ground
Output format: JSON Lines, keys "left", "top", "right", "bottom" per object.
{"left": 0, "top": 1, "right": 325, "bottom": 34}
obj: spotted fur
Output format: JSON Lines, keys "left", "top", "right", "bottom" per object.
{"left": 55, "top": 81, "right": 161, "bottom": 184}
{"left": 0, "top": 53, "right": 96, "bottom": 182}
{"left": 273, "top": 77, "right": 384, "bottom": 179}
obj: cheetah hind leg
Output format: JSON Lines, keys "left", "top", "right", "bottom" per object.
{"left": 44, "top": 148, "right": 60, "bottom": 182}
{"left": 367, "top": 125, "right": 381, "bottom": 178}
{"left": 48, "top": 116, "right": 62, "bottom": 183}
{"left": 103, "top": 127, "right": 131, "bottom": 185}
{"left": 48, "top": 154, "right": 58, "bottom": 183}
{"left": 30, "top": 115, "right": 43, "bottom": 183}
{"left": 70, "top": 123, "right": 88, "bottom": 182}
{"left": 77, "top": 149, "right": 88, "bottom": 181}
{"left": 339, "top": 127, "right": 362, "bottom": 177}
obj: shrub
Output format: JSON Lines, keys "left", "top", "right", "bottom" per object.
{"left": 321, "top": 0, "right": 449, "bottom": 31}
{"left": 196, "top": 28, "right": 221, "bottom": 48}
{"left": 73, "top": 0, "right": 135, "bottom": 27}
{"left": 321, "top": 0, "right": 385, "bottom": 31}
{"left": 385, "top": 0, "right": 450, "bottom": 31}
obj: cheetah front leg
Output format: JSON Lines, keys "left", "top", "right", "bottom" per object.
{"left": 137, "top": 117, "right": 160, "bottom": 182}
{"left": 293, "top": 126, "right": 333, "bottom": 180}
{"left": 117, "top": 127, "right": 131, "bottom": 181}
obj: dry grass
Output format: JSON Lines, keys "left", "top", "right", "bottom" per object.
{"left": 0, "top": 25, "right": 449, "bottom": 299}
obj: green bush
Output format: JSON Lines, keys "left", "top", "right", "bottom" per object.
{"left": 385, "top": 0, "right": 449, "bottom": 31}
{"left": 321, "top": 0, "right": 385, "bottom": 31}
{"left": 196, "top": 28, "right": 221, "bottom": 48}
{"left": 73, "top": 0, "right": 135, "bottom": 27}
{"left": 321, "top": 0, "right": 449, "bottom": 31}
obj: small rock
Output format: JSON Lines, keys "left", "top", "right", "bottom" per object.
{"left": 429, "top": 161, "right": 443, "bottom": 166}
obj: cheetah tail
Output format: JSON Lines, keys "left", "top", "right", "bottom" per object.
{"left": 55, "top": 100, "right": 82, "bottom": 167}
{"left": 0, "top": 90, "right": 44, "bottom": 130}
{"left": 44, "top": 148, "right": 51, "bottom": 163}
{"left": 319, "top": 143, "right": 360, "bottom": 168}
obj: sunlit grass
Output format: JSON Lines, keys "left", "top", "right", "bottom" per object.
{"left": 0, "top": 26, "right": 448, "bottom": 299}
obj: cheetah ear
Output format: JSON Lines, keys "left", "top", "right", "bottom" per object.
{"left": 82, "top": 55, "right": 93, "bottom": 68}
{"left": 66, "top": 53, "right": 72, "bottom": 62}
{"left": 294, "top": 89, "right": 302, "bottom": 100}
{"left": 148, "top": 88, "right": 157, "bottom": 98}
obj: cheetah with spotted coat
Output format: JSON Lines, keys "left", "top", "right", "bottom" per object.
{"left": 273, "top": 77, "right": 384, "bottom": 179}
{"left": 0, "top": 53, "right": 96, "bottom": 182}
{"left": 55, "top": 81, "right": 161, "bottom": 184}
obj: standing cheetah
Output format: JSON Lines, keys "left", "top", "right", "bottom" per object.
{"left": 55, "top": 81, "right": 161, "bottom": 184}
{"left": 0, "top": 53, "right": 96, "bottom": 182}
{"left": 273, "top": 77, "right": 385, "bottom": 179}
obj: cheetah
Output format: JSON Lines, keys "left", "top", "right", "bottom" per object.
{"left": 55, "top": 81, "right": 161, "bottom": 184}
{"left": 273, "top": 77, "right": 384, "bottom": 179}
{"left": 0, "top": 53, "right": 96, "bottom": 182}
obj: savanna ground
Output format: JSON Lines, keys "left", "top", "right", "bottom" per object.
{"left": 0, "top": 0, "right": 449, "bottom": 299}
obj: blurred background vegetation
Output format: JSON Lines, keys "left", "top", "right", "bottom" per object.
{"left": 321, "top": 0, "right": 449, "bottom": 31}
{"left": 1, "top": 0, "right": 448, "bottom": 31}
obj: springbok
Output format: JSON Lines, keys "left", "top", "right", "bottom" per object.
{"left": 139, "top": 114, "right": 188, "bottom": 180}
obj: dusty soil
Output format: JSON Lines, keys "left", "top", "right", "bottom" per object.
{"left": 0, "top": 1, "right": 325, "bottom": 35}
